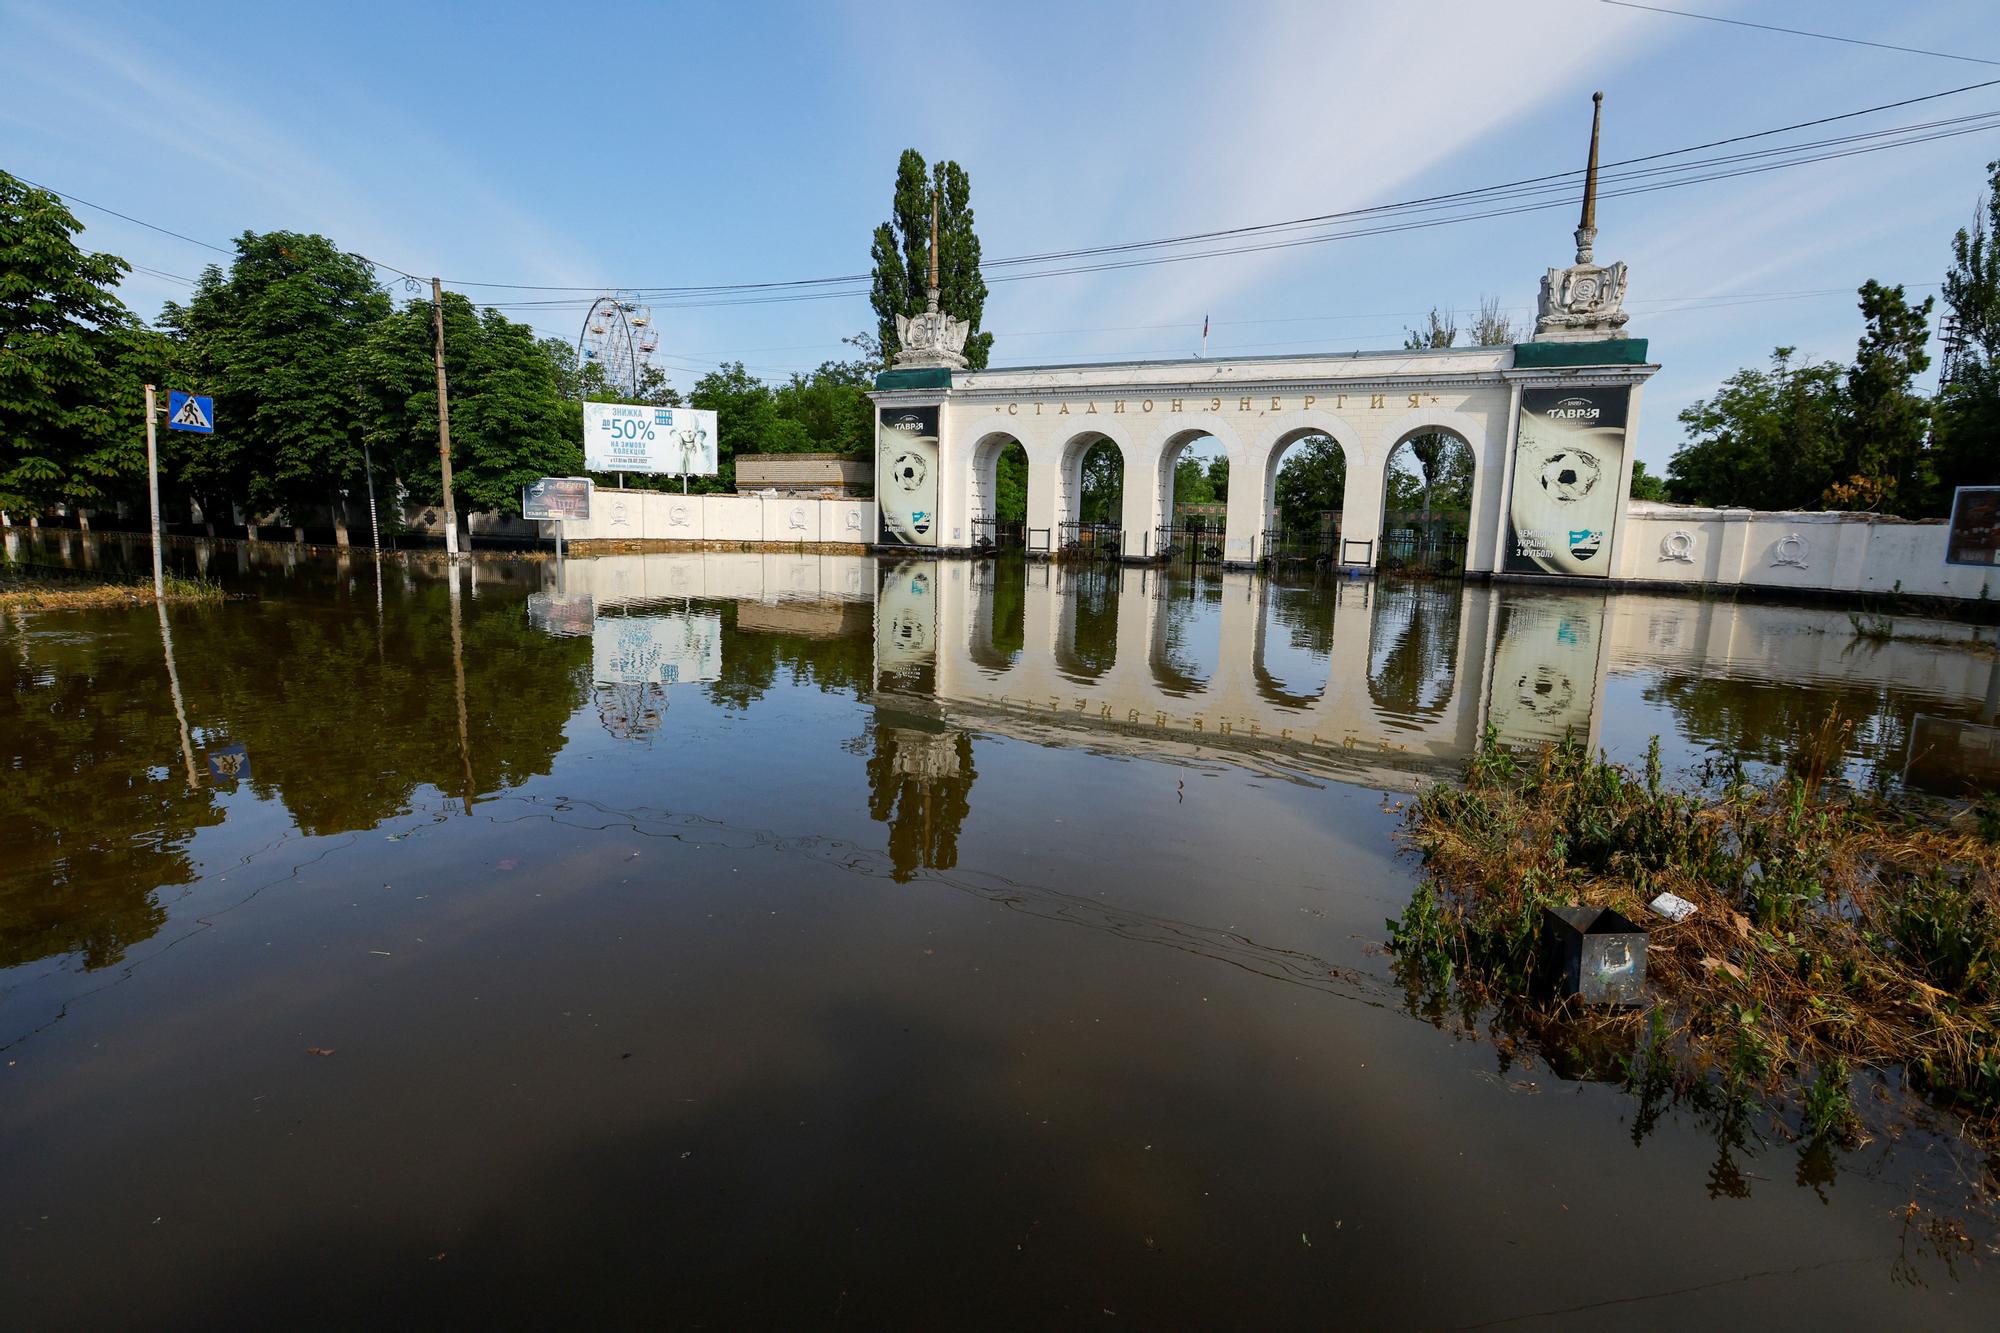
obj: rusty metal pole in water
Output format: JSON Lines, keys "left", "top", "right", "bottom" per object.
{"left": 143, "top": 384, "right": 165, "bottom": 603}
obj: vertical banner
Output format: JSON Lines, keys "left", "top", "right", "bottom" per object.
{"left": 1504, "top": 386, "right": 1630, "bottom": 577}
{"left": 877, "top": 405, "right": 939, "bottom": 546}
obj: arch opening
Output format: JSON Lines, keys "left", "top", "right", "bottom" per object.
{"left": 1380, "top": 427, "right": 1475, "bottom": 574}
{"left": 1157, "top": 430, "right": 1229, "bottom": 566}
{"left": 1265, "top": 429, "right": 1348, "bottom": 569}
{"left": 1058, "top": 433, "right": 1126, "bottom": 561}
{"left": 970, "top": 433, "right": 1030, "bottom": 550}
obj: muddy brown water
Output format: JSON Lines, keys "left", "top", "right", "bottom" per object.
{"left": 4, "top": 535, "right": 1999, "bottom": 1327}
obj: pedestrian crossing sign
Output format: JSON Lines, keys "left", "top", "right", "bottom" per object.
{"left": 167, "top": 390, "right": 214, "bottom": 433}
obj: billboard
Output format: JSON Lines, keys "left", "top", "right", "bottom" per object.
{"left": 877, "top": 405, "right": 939, "bottom": 546}
{"left": 1503, "top": 385, "right": 1630, "bottom": 577}
{"left": 1945, "top": 486, "right": 2000, "bottom": 567}
{"left": 583, "top": 403, "right": 718, "bottom": 476}
{"left": 522, "top": 476, "right": 592, "bottom": 521}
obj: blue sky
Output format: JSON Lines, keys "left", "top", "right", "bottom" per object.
{"left": 6, "top": 0, "right": 2000, "bottom": 471}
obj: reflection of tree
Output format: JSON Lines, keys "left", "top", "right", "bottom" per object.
{"left": 0, "top": 624, "right": 223, "bottom": 969}
{"left": 971, "top": 555, "right": 1026, "bottom": 673}
{"left": 175, "top": 580, "right": 592, "bottom": 833}
{"left": 705, "top": 599, "right": 873, "bottom": 711}
{"left": 1642, "top": 673, "right": 1909, "bottom": 782}
{"left": 1151, "top": 576, "right": 1221, "bottom": 696}
{"left": 865, "top": 718, "right": 977, "bottom": 882}
{"left": 1058, "top": 568, "right": 1120, "bottom": 680}
{"left": 1266, "top": 580, "right": 1337, "bottom": 659}
{"left": 1367, "top": 582, "right": 1463, "bottom": 720}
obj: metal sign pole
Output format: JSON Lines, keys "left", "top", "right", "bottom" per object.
{"left": 143, "top": 384, "right": 165, "bottom": 602}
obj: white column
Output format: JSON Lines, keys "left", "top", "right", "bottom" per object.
{"left": 1118, "top": 436, "right": 1166, "bottom": 560}
{"left": 1024, "top": 440, "right": 1063, "bottom": 555}
{"left": 1340, "top": 448, "right": 1387, "bottom": 570}
{"left": 1222, "top": 440, "right": 1268, "bottom": 566}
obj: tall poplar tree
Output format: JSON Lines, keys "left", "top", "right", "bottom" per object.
{"left": 868, "top": 149, "right": 994, "bottom": 369}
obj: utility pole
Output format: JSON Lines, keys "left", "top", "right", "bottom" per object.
{"left": 431, "top": 277, "right": 461, "bottom": 560}
{"left": 143, "top": 384, "right": 165, "bottom": 601}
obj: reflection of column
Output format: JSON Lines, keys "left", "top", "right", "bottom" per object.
{"left": 447, "top": 563, "right": 474, "bottom": 814}
{"left": 866, "top": 718, "right": 977, "bottom": 883}
{"left": 1211, "top": 570, "right": 1260, "bottom": 700}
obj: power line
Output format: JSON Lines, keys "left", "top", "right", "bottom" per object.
{"left": 1601, "top": 2, "right": 2000, "bottom": 67}
{"left": 437, "top": 75, "right": 2000, "bottom": 294}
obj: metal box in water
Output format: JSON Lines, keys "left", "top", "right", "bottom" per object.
{"left": 1543, "top": 906, "right": 1648, "bottom": 1005}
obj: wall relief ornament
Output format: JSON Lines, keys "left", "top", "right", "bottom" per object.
{"left": 1771, "top": 533, "right": 1810, "bottom": 568}
{"left": 1659, "top": 529, "right": 1695, "bottom": 564}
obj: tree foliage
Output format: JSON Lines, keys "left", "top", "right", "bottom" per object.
{"left": 1936, "top": 160, "right": 2000, "bottom": 501}
{"left": 1668, "top": 348, "right": 1845, "bottom": 509}
{"left": 1274, "top": 434, "right": 1346, "bottom": 528}
{"left": 0, "top": 171, "right": 160, "bottom": 516}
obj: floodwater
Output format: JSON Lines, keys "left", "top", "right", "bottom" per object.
{"left": 4, "top": 534, "right": 1999, "bottom": 1328}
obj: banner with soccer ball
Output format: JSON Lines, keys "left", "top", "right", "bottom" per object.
{"left": 1503, "top": 386, "right": 1629, "bottom": 577}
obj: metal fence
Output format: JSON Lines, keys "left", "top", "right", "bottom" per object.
{"left": 1377, "top": 527, "right": 1469, "bottom": 573}
{"left": 1155, "top": 520, "right": 1228, "bottom": 565}
{"left": 969, "top": 514, "right": 1026, "bottom": 550}
{"left": 1057, "top": 520, "right": 1126, "bottom": 560}
{"left": 1260, "top": 525, "right": 1339, "bottom": 569}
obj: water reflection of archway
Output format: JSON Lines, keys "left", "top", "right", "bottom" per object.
{"left": 1055, "top": 565, "right": 1119, "bottom": 684}
{"left": 1150, "top": 573, "right": 1222, "bottom": 697}
{"left": 969, "top": 555, "right": 1027, "bottom": 677}
{"left": 1254, "top": 578, "right": 1336, "bottom": 710}
{"left": 1367, "top": 581, "right": 1463, "bottom": 725}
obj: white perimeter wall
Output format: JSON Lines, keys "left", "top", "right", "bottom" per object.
{"left": 556, "top": 493, "right": 873, "bottom": 546}
{"left": 1616, "top": 505, "right": 2000, "bottom": 601}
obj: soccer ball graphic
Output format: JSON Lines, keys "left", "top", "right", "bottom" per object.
{"left": 889, "top": 450, "right": 928, "bottom": 492}
{"left": 1537, "top": 449, "right": 1601, "bottom": 503}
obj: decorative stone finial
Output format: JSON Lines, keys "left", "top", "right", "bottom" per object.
{"left": 1535, "top": 91, "right": 1630, "bottom": 342}
{"left": 893, "top": 187, "right": 972, "bottom": 369}
{"left": 1576, "top": 91, "right": 1603, "bottom": 264}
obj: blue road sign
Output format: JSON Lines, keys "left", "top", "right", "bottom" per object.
{"left": 167, "top": 391, "right": 214, "bottom": 433}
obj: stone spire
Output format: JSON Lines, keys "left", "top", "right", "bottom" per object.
{"left": 892, "top": 188, "right": 972, "bottom": 370}
{"left": 1534, "top": 90, "right": 1630, "bottom": 342}
{"left": 1575, "top": 91, "right": 1602, "bottom": 264}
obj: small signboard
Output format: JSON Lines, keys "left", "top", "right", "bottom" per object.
{"left": 167, "top": 391, "right": 214, "bottom": 433}
{"left": 523, "top": 476, "right": 592, "bottom": 521}
{"left": 1945, "top": 486, "right": 2000, "bottom": 567}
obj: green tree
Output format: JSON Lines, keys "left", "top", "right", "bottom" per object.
{"left": 1629, "top": 458, "right": 1669, "bottom": 502}
{"left": 770, "top": 359, "right": 875, "bottom": 455}
{"left": 869, "top": 149, "right": 994, "bottom": 368}
{"left": 163, "top": 231, "right": 389, "bottom": 524}
{"left": 0, "top": 171, "right": 159, "bottom": 520}
{"left": 1173, "top": 455, "right": 1217, "bottom": 506}
{"left": 1403, "top": 308, "right": 1458, "bottom": 350}
{"left": 1470, "top": 294, "right": 1517, "bottom": 346}
{"left": 689, "top": 361, "right": 779, "bottom": 492}
{"left": 1078, "top": 441, "right": 1122, "bottom": 524}
{"left": 360, "top": 292, "right": 579, "bottom": 515}
{"left": 1274, "top": 435, "right": 1347, "bottom": 529}
{"left": 1833, "top": 279, "right": 1933, "bottom": 511}
{"left": 994, "top": 442, "right": 1027, "bottom": 522}
{"left": 1934, "top": 161, "right": 2000, "bottom": 502}
{"left": 1667, "top": 348, "right": 1845, "bottom": 509}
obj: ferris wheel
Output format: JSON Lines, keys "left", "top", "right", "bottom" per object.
{"left": 577, "top": 292, "right": 659, "bottom": 398}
